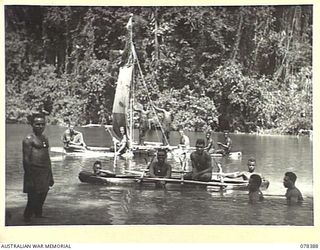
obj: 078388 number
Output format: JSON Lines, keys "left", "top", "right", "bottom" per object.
{"left": 300, "top": 244, "right": 319, "bottom": 248}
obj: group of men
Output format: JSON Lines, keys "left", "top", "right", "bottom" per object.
{"left": 21, "top": 112, "right": 304, "bottom": 224}
{"left": 135, "top": 102, "right": 172, "bottom": 146}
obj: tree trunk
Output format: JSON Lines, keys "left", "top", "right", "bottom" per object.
{"left": 232, "top": 10, "right": 243, "bottom": 61}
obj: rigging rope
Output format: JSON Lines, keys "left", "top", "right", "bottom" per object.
{"left": 131, "top": 44, "right": 170, "bottom": 146}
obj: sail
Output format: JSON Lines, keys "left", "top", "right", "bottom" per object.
{"left": 112, "top": 65, "right": 134, "bottom": 139}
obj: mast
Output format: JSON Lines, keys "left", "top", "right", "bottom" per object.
{"left": 128, "top": 14, "right": 134, "bottom": 146}
{"left": 111, "top": 14, "right": 134, "bottom": 141}
{"left": 129, "top": 65, "right": 134, "bottom": 146}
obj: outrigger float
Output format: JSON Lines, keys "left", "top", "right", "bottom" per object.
{"left": 78, "top": 169, "right": 269, "bottom": 191}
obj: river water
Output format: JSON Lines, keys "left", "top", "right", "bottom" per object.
{"left": 5, "top": 124, "right": 313, "bottom": 225}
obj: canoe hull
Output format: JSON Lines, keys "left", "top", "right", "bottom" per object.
{"left": 78, "top": 171, "right": 268, "bottom": 190}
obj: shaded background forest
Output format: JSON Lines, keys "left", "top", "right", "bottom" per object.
{"left": 5, "top": 5, "right": 312, "bottom": 134}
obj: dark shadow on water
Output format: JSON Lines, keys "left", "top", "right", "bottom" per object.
{"left": 6, "top": 188, "right": 313, "bottom": 226}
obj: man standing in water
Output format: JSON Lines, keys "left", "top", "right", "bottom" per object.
{"left": 224, "top": 157, "right": 257, "bottom": 180}
{"left": 248, "top": 174, "right": 264, "bottom": 203}
{"left": 149, "top": 149, "right": 172, "bottom": 187}
{"left": 149, "top": 149, "right": 172, "bottom": 179}
{"left": 283, "top": 172, "right": 303, "bottom": 205}
{"left": 22, "top": 113, "right": 54, "bottom": 222}
{"left": 153, "top": 103, "right": 172, "bottom": 145}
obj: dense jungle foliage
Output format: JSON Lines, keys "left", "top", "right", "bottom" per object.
{"left": 5, "top": 5, "right": 312, "bottom": 134}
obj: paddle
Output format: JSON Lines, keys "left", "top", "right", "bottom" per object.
{"left": 146, "top": 154, "right": 156, "bottom": 169}
{"left": 113, "top": 140, "right": 117, "bottom": 169}
{"left": 99, "top": 169, "right": 116, "bottom": 177}
{"left": 141, "top": 177, "right": 227, "bottom": 187}
{"left": 99, "top": 169, "right": 140, "bottom": 178}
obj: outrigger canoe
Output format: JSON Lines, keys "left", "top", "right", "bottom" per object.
{"left": 51, "top": 142, "right": 177, "bottom": 158}
{"left": 211, "top": 151, "right": 242, "bottom": 158}
{"left": 51, "top": 143, "right": 241, "bottom": 160}
{"left": 50, "top": 146, "right": 120, "bottom": 157}
{"left": 78, "top": 170, "right": 269, "bottom": 191}
{"left": 171, "top": 148, "right": 242, "bottom": 160}
{"left": 50, "top": 145, "right": 162, "bottom": 158}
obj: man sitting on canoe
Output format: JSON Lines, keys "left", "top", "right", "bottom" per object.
{"left": 149, "top": 149, "right": 172, "bottom": 179}
{"left": 185, "top": 139, "right": 213, "bottom": 182}
{"left": 62, "top": 121, "right": 87, "bottom": 151}
{"left": 178, "top": 128, "right": 190, "bottom": 150}
{"left": 113, "top": 126, "right": 130, "bottom": 156}
{"left": 216, "top": 131, "right": 232, "bottom": 155}
{"left": 204, "top": 131, "right": 215, "bottom": 154}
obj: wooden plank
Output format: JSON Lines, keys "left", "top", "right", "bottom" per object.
{"left": 141, "top": 177, "right": 227, "bottom": 187}
{"left": 86, "top": 146, "right": 111, "bottom": 151}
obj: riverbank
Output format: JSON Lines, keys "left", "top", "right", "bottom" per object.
{"left": 5, "top": 120, "right": 313, "bottom": 138}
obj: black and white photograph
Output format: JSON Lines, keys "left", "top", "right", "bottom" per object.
{"left": 4, "top": 4, "right": 314, "bottom": 230}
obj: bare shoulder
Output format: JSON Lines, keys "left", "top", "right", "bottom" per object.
{"left": 287, "top": 187, "right": 302, "bottom": 197}
{"left": 165, "top": 162, "right": 172, "bottom": 169}
{"left": 23, "top": 134, "right": 34, "bottom": 143}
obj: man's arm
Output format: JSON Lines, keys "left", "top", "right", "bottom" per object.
{"left": 190, "top": 154, "right": 198, "bottom": 178}
{"left": 222, "top": 171, "right": 246, "bottom": 179}
{"left": 22, "top": 137, "right": 34, "bottom": 189}
{"left": 165, "top": 164, "right": 172, "bottom": 178}
{"left": 196, "top": 166, "right": 213, "bottom": 177}
{"left": 22, "top": 138, "right": 32, "bottom": 170}
{"left": 116, "top": 137, "right": 127, "bottom": 154}
{"left": 149, "top": 163, "right": 157, "bottom": 178}
{"left": 205, "top": 140, "right": 213, "bottom": 151}
{"left": 226, "top": 138, "right": 232, "bottom": 150}
{"left": 77, "top": 132, "right": 86, "bottom": 147}
{"left": 217, "top": 142, "right": 228, "bottom": 149}
{"left": 152, "top": 104, "right": 165, "bottom": 113}
{"left": 62, "top": 132, "right": 69, "bottom": 145}
{"left": 184, "top": 136, "right": 190, "bottom": 148}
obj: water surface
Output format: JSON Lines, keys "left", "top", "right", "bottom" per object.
{"left": 5, "top": 124, "right": 313, "bottom": 225}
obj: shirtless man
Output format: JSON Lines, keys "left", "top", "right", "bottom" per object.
{"left": 216, "top": 131, "right": 232, "bottom": 155}
{"left": 178, "top": 129, "right": 190, "bottom": 149}
{"left": 283, "top": 172, "right": 303, "bottom": 205}
{"left": 135, "top": 103, "right": 150, "bottom": 145}
{"left": 153, "top": 103, "right": 172, "bottom": 145}
{"left": 149, "top": 149, "right": 172, "bottom": 187}
{"left": 185, "top": 139, "right": 213, "bottom": 182}
{"left": 113, "top": 126, "right": 129, "bottom": 156}
{"left": 223, "top": 157, "right": 257, "bottom": 180}
{"left": 248, "top": 174, "right": 264, "bottom": 203}
{"left": 22, "top": 113, "right": 54, "bottom": 222}
{"left": 149, "top": 149, "right": 172, "bottom": 178}
{"left": 204, "top": 131, "right": 215, "bottom": 154}
{"left": 62, "top": 122, "right": 87, "bottom": 151}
